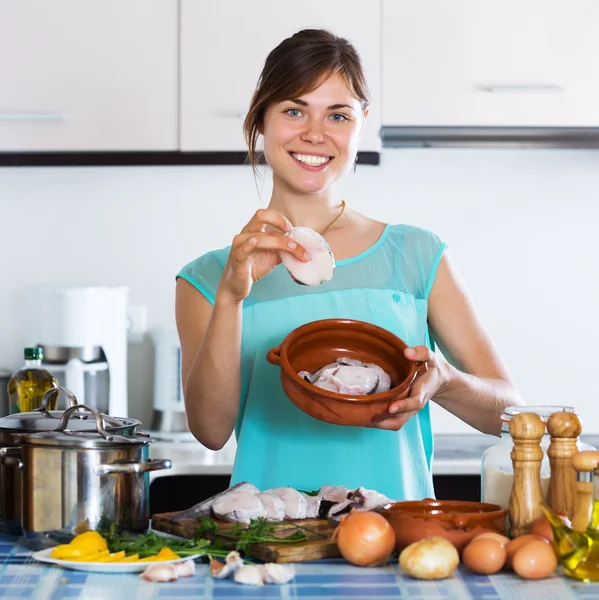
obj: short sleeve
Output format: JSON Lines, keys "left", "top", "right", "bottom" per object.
{"left": 176, "top": 248, "right": 230, "bottom": 305}
{"left": 391, "top": 225, "right": 447, "bottom": 299}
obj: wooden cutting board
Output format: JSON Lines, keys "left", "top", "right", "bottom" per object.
{"left": 151, "top": 511, "right": 340, "bottom": 563}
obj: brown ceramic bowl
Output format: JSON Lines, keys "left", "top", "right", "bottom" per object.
{"left": 265, "top": 318, "right": 425, "bottom": 427}
{"left": 379, "top": 498, "right": 508, "bottom": 554}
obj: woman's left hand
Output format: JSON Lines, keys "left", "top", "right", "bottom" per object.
{"left": 370, "top": 346, "right": 449, "bottom": 431}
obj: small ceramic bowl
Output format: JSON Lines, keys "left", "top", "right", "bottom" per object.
{"left": 379, "top": 498, "right": 508, "bottom": 553}
{"left": 265, "top": 318, "right": 425, "bottom": 427}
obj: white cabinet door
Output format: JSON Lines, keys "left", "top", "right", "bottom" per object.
{"left": 382, "top": 0, "right": 599, "bottom": 127}
{"left": 0, "top": 0, "right": 178, "bottom": 151}
{"left": 180, "top": 0, "right": 381, "bottom": 153}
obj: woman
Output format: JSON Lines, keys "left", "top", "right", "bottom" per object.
{"left": 176, "top": 29, "right": 523, "bottom": 500}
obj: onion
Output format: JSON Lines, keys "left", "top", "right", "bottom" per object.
{"left": 399, "top": 537, "right": 460, "bottom": 580}
{"left": 332, "top": 510, "right": 396, "bottom": 567}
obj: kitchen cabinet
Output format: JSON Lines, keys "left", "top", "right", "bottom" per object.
{"left": 180, "top": 0, "right": 381, "bottom": 159}
{"left": 0, "top": 0, "right": 178, "bottom": 151}
{"left": 382, "top": 0, "right": 599, "bottom": 127}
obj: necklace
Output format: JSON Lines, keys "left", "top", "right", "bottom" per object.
{"left": 320, "top": 200, "right": 346, "bottom": 236}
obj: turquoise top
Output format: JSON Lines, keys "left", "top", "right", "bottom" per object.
{"left": 177, "top": 224, "right": 447, "bottom": 500}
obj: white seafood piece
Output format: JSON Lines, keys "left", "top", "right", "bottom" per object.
{"left": 317, "top": 484, "right": 351, "bottom": 504}
{"left": 212, "top": 491, "right": 267, "bottom": 524}
{"left": 313, "top": 365, "right": 380, "bottom": 395}
{"left": 140, "top": 563, "right": 178, "bottom": 582}
{"left": 173, "top": 481, "right": 259, "bottom": 521}
{"left": 234, "top": 564, "right": 265, "bottom": 586}
{"left": 174, "top": 559, "right": 196, "bottom": 578}
{"left": 210, "top": 551, "right": 244, "bottom": 579}
{"left": 259, "top": 563, "right": 296, "bottom": 584}
{"left": 349, "top": 486, "right": 394, "bottom": 510}
{"left": 267, "top": 487, "right": 309, "bottom": 519}
{"left": 257, "top": 491, "right": 286, "bottom": 520}
{"left": 365, "top": 363, "right": 392, "bottom": 394}
{"left": 301, "top": 493, "right": 322, "bottom": 519}
{"left": 280, "top": 227, "right": 335, "bottom": 286}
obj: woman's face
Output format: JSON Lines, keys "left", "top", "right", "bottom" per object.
{"left": 262, "top": 72, "right": 367, "bottom": 195}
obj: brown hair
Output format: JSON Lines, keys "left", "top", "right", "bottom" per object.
{"left": 243, "top": 29, "right": 370, "bottom": 172}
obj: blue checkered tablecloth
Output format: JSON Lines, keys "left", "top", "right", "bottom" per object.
{"left": 1, "top": 534, "right": 599, "bottom": 599}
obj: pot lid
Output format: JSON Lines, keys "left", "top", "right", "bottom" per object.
{"left": 17, "top": 429, "right": 153, "bottom": 449}
{"left": 0, "top": 386, "right": 138, "bottom": 432}
{"left": 15, "top": 404, "right": 153, "bottom": 449}
{"left": 0, "top": 409, "right": 135, "bottom": 432}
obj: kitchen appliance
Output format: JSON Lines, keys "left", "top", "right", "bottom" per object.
{"left": 151, "top": 327, "right": 188, "bottom": 433}
{"left": 1, "top": 404, "right": 170, "bottom": 550}
{"left": 21, "top": 285, "right": 129, "bottom": 418}
{"left": 0, "top": 387, "right": 141, "bottom": 535}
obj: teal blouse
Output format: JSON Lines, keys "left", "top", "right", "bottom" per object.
{"left": 177, "top": 224, "right": 447, "bottom": 500}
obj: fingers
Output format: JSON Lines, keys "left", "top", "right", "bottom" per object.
{"left": 241, "top": 208, "right": 293, "bottom": 235}
{"left": 368, "top": 411, "right": 416, "bottom": 431}
{"left": 232, "top": 232, "right": 310, "bottom": 263}
{"left": 388, "top": 394, "right": 425, "bottom": 415}
{"left": 404, "top": 346, "right": 434, "bottom": 362}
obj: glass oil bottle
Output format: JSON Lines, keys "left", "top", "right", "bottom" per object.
{"left": 543, "top": 450, "right": 599, "bottom": 582}
{"left": 7, "top": 347, "right": 59, "bottom": 414}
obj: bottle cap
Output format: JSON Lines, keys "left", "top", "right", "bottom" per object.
{"left": 24, "top": 347, "right": 43, "bottom": 361}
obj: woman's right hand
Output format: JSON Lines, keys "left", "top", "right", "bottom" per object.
{"left": 217, "top": 209, "right": 310, "bottom": 304}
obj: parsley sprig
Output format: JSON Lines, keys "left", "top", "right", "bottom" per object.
{"left": 196, "top": 516, "right": 329, "bottom": 553}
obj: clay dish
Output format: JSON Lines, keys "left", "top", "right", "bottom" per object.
{"left": 379, "top": 498, "right": 508, "bottom": 553}
{"left": 266, "top": 318, "right": 424, "bottom": 427}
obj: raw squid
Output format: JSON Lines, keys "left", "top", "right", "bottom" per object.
{"left": 172, "top": 481, "right": 259, "bottom": 521}
{"left": 301, "top": 493, "right": 322, "bottom": 519}
{"left": 266, "top": 487, "right": 309, "bottom": 519}
{"left": 256, "top": 491, "right": 286, "bottom": 520}
{"left": 212, "top": 491, "right": 267, "bottom": 523}
{"left": 299, "top": 358, "right": 392, "bottom": 395}
{"left": 280, "top": 227, "right": 335, "bottom": 286}
{"left": 349, "top": 486, "right": 394, "bottom": 510}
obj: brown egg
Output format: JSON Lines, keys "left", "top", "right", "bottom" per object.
{"left": 505, "top": 534, "right": 549, "bottom": 570}
{"left": 512, "top": 539, "right": 558, "bottom": 579}
{"left": 462, "top": 538, "right": 507, "bottom": 574}
{"left": 472, "top": 532, "right": 510, "bottom": 547}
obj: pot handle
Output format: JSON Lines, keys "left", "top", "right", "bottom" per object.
{"left": 37, "top": 386, "right": 81, "bottom": 415}
{"left": 0, "top": 447, "right": 23, "bottom": 469}
{"left": 55, "top": 404, "right": 131, "bottom": 441}
{"left": 94, "top": 459, "right": 172, "bottom": 476}
{"left": 266, "top": 345, "right": 282, "bottom": 366}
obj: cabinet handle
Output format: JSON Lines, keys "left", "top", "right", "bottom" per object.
{"left": 476, "top": 85, "right": 566, "bottom": 94}
{"left": 0, "top": 112, "right": 66, "bottom": 121}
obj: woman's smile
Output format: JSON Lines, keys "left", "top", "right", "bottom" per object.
{"left": 289, "top": 152, "right": 333, "bottom": 170}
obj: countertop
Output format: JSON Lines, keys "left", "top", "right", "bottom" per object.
{"left": 147, "top": 432, "right": 599, "bottom": 480}
{"left": 0, "top": 533, "right": 597, "bottom": 600}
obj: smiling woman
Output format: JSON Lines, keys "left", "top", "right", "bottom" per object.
{"left": 174, "top": 29, "right": 523, "bottom": 500}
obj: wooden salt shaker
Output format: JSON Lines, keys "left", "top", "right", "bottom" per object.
{"left": 570, "top": 451, "right": 599, "bottom": 532}
{"left": 546, "top": 411, "right": 583, "bottom": 518}
{"left": 509, "top": 412, "right": 546, "bottom": 538}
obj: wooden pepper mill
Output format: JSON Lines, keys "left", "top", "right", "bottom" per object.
{"left": 546, "top": 411, "right": 583, "bottom": 518}
{"left": 570, "top": 450, "right": 599, "bottom": 532}
{"left": 509, "top": 412, "right": 546, "bottom": 538}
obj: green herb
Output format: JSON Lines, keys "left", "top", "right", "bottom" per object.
{"left": 297, "top": 489, "right": 320, "bottom": 497}
{"left": 98, "top": 523, "right": 229, "bottom": 559}
{"left": 196, "top": 516, "right": 329, "bottom": 553}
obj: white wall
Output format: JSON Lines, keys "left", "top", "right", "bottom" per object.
{"left": 1, "top": 148, "right": 598, "bottom": 433}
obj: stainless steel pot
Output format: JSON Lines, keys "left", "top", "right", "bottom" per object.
{"left": 1, "top": 404, "right": 170, "bottom": 550}
{"left": 0, "top": 387, "right": 142, "bottom": 536}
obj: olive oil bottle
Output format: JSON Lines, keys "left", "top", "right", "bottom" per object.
{"left": 7, "top": 347, "right": 59, "bottom": 414}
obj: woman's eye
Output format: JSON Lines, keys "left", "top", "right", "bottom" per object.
{"left": 285, "top": 108, "right": 303, "bottom": 117}
{"left": 330, "top": 113, "right": 348, "bottom": 122}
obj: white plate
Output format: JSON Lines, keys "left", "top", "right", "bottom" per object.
{"left": 31, "top": 548, "right": 202, "bottom": 573}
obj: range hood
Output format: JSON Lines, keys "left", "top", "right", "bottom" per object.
{"left": 381, "top": 127, "right": 599, "bottom": 149}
